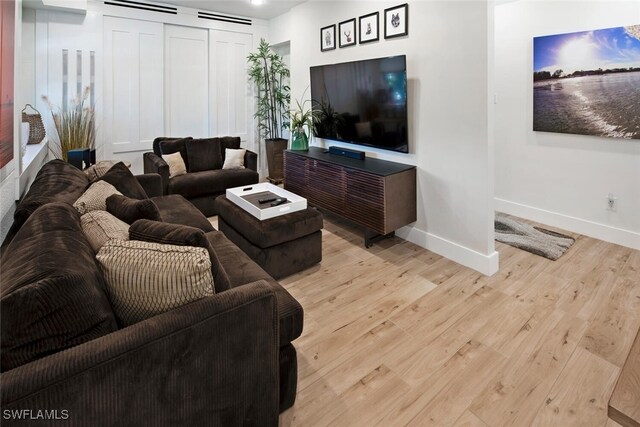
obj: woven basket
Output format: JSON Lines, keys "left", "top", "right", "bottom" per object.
{"left": 21, "top": 104, "right": 46, "bottom": 145}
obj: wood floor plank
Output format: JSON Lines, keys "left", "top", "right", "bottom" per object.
{"left": 272, "top": 213, "right": 640, "bottom": 427}
{"left": 608, "top": 327, "right": 640, "bottom": 427}
{"left": 531, "top": 347, "right": 620, "bottom": 427}
{"left": 453, "top": 410, "right": 488, "bottom": 427}
{"left": 579, "top": 276, "right": 640, "bottom": 367}
{"left": 470, "top": 313, "right": 587, "bottom": 427}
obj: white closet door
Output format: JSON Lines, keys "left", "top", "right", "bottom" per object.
{"left": 165, "top": 25, "right": 208, "bottom": 138}
{"left": 209, "top": 30, "right": 252, "bottom": 146}
{"left": 103, "top": 17, "right": 163, "bottom": 165}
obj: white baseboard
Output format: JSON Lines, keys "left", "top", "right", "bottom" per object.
{"left": 396, "top": 226, "right": 500, "bottom": 276}
{"left": 495, "top": 198, "right": 640, "bottom": 251}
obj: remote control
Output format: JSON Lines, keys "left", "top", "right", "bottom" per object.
{"left": 270, "top": 198, "right": 288, "bottom": 207}
{"left": 258, "top": 197, "right": 277, "bottom": 204}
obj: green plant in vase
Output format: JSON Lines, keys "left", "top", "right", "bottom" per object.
{"left": 288, "top": 97, "right": 317, "bottom": 151}
{"left": 42, "top": 87, "right": 95, "bottom": 162}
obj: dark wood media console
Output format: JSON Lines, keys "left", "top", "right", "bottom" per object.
{"left": 284, "top": 147, "right": 416, "bottom": 247}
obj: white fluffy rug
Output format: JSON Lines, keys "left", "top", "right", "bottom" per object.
{"left": 494, "top": 213, "right": 575, "bottom": 261}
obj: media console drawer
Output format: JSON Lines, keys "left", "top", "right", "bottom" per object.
{"left": 284, "top": 148, "right": 416, "bottom": 246}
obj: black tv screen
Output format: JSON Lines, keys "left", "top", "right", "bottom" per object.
{"left": 310, "top": 55, "right": 408, "bottom": 153}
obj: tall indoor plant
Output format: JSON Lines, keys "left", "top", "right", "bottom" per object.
{"left": 247, "top": 38, "right": 290, "bottom": 182}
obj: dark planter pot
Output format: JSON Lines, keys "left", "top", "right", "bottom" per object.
{"left": 66, "top": 148, "right": 95, "bottom": 170}
{"left": 265, "top": 138, "right": 288, "bottom": 184}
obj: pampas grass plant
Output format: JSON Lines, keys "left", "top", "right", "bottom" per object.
{"left": 42, "top": 87, "right": 95, "bottom": 162}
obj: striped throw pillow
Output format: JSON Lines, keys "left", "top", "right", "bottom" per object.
{"left": 80, "top": 210, "right": 130, "bottom": 253}
{"left": 73, "top": 180, "right": 122, "bottom": 215}
{"left": 96, "top": 240, "right": 215, "bottom": 326}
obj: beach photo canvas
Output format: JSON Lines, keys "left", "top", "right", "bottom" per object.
{"left": 533, "top": 25, "right": 640, "bottom": 140}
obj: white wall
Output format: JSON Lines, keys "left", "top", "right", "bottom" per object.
{"left": 494, "top": 0, "right": 640, "bottom": 250}
{"left": 286, "top": 1, "right": 498, "bottom": 274}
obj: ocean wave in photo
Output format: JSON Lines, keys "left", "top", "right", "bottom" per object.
{"left": 533, "top": 72, "right": 640, "bottom": 140}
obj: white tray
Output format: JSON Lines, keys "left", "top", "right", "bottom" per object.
{"left": 226, "top": 183, "right": 307, "bottom": 221}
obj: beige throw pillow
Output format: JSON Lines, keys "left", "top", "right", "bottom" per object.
{"left": 222, "top": 148, "right": 246, "bottom": 170}
{"left": 83, "top": 160, "right": 118, "bottom": 180}
{"left": 162, "top": 152, "right": 187, "bottom": 178}
{"left": 80, "top": 210, "right": 130, "bottom": 253}
{"left": 96, "top": 240, "right": 215, "bottom": 326}
{"left": 73, "top": 180, "right": 122, "bottom": 215}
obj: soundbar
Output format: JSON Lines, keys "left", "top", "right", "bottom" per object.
{"left": 328, "top": 146, "right": 365, "bottom": 160}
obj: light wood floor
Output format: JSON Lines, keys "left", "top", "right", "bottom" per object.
{"left": 271, "top": 211, "right": 640, "bottom": 427}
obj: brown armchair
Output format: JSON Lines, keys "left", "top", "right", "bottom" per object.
{"left": 144, "top": 136, "right": 259, "bottom": 216}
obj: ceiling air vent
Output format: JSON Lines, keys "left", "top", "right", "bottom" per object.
{"left": 104, "top": 0, "right": 177, "bottom": 15}
{"left": 198, "top": 11, "right": 252, "bottom": 26}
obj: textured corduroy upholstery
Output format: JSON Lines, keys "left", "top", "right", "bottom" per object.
{"left": 144, "top": 136, "right": 259, "bottom": 216}
{"left": 0, "top": 203, "right": 118, "bottom": 372}
{"left": 0, "top": 281, "right": 280, "bottom": 427}
{"left": 215, "top": 196, "right": 323, "bottom": 280}
{"left": 0, "top": 160, "right": 303, "bottom": 419}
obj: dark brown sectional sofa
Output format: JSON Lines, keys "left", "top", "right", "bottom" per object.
{"left": 0, "top": 160, "right": 302, "bottom": 426}
{"left": 143, "top": 136, "right": 259, "bottom": 216}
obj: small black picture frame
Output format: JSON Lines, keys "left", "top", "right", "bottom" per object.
{"left": 359, "top": 12, "right": 379, "bottom": 44}
{"left": 321, "top": 24, "right": 336, "bottom": 51}
{"left": 384, "top": 3, "right": 408, "bottom": 39}
{"left": 338, "top": 18, "right": 357, "bottom": 48}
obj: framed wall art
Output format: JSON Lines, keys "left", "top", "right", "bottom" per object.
{"left": 320, "top": 24, "right": 336, "bottom": 52}
{"left": 339, "top": 18, "right": 356, "bottom": 48}
{"left": 359, "top": 12, "right": 379, "bottom": 44}
{"left": 384, "top": 4, "right": 408, "bottom": 39}
{"left": 533, "top": 24, "right": 640, "bottom": 139}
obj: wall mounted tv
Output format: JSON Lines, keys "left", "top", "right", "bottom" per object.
{"left": 310, "top": 55, "right": 408, "bottom": 153}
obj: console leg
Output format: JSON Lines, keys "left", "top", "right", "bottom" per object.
{"left": 364, "top": 229, "right": 395, "bottom": 248}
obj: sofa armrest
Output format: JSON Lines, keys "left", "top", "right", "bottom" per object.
{"left": 143, "top": 152, "right": 169, "bottom": 195}
{"left": 0, "top": 281, "right": 279, "bottom": 427}
{"left": 245, "top": 150, "right": 258, "bottom": 172}
{"left": 135, "top": 173, "right": 163, "bottom": 198}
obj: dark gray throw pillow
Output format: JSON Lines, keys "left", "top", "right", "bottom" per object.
{"left": 129, "top": 219, "right": 230, "bottom": 292}
{"left": 185, "top": 138, "right": 223, "bottom": 172}
{"left": 96, "top": 162, "right": 148, "bottom": 200}
{"left": 106, "top": 194, "right": 162, "bottom": 225}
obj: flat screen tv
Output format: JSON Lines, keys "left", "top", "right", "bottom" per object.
{"left": 310, "top": 55, "right": 408, "bottom": 153}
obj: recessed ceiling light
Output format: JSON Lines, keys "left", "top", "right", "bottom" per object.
{"left": 251, "top": 0, "right": 264, "bottom": 5}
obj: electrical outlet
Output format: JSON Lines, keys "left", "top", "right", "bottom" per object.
{"left": 606, "top": 193, "right": 617, "bottom": 211}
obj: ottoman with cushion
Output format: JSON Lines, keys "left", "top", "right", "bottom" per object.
{"left": 215, "top": 195, "right": 323, "bottom": 280}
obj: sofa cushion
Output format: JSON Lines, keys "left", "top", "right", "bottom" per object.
{"left": 156, "top": 137, "right": 192, "bottom": 171}
{"left": 96, "top": 240, "right": 215, "bottom": 327}
{"left": 12, "top": 159, "right": 89, "bottom": 230}
{"left": 186, "top": 138, "right": 223, "bottom": 172}
{"left": 80, "top": 210, "right": 130, "bottom": 253}
{"left": 0, "top": 203, "right": 118, "bottom": 372}
{"left": 151, "top": 194, "right": 214, "bottom": 232}
{"left": 73, "top": 180, "right": 122, "bottom": 215}
{"left": 168, "top": 169, "right": 259, "bottom": 199}
{"left": 96, "top": 162, "right": 148, "bottom": 200}
{"left": 206, "top": 230, "right": 303, "bottom": 346}
{"left": 220, "top": 136, "right": 241, "bottom": 161}
{"left": 130, "top": 219, "right": 230, "bottom": 292}
{"left": 106, "top": 194, "right": 162, "bottom": 225}
{"left": 215, "top": 196, "right": 324, "bottom": 248}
